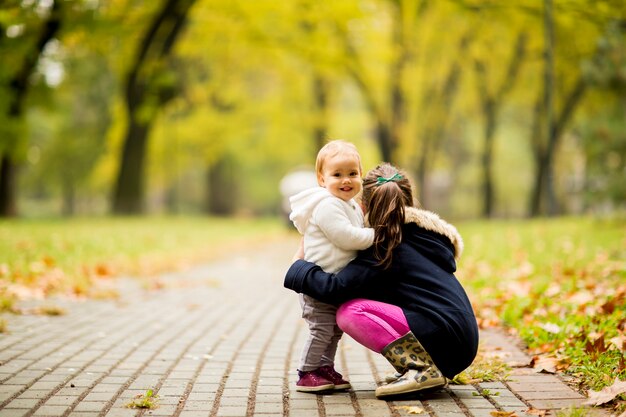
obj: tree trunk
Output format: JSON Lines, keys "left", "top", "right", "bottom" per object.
{"left": 388, "top": 28, "right": 407, "bottom": 163}
{"left": 336, "top": 0, "right": 425, "bottom": 164}
{"left": 481, "top": 103, "right": 497, "bottom": 217}
{"left": 542, "top": 0, "right": 556, "bottom": 215}
{"left": 376, "top": 120, "right": 394, "bottom": 163}
{"left": 528, "top": 0, "right": 588, "bottom": 217}
{"left": 474, "top": 32, "right": 527, "bottom": 217}
{"left": 0, "top": 1, "right": 62, "bottom": 217}
{"left": 0, "top": 155, "right": 17, "bottom": 217}
{"left": 342, "top": 49, "right": 393, "bottom": 162}
{"left": 112, "top": 120, "right": 150, "bottom": 214}
{"left": 312, "top": 74, "right": 329, "bottom": 151}
{"left": 529, "top": 78, "right": 586, "bottom": 217}
{"left": 529, "top": 100, "right": 544, "bottom": 217}
{"left": 206, "top": 156, "right": 236, "bottom": 216}
{"left": 474, "top": 57, "right": 498, "bottom": 218}
{"left": 415, "top": 138, "right": 428, "bottom": 203}
{"left": 111, "top": 0, "right": 196, "bottom": 215}
{"left": 62, "top": 177, "right": 75, "bottom": 217}
{"left": 415, "top": 33, "right": 469, "bottom": 205}
{"left": 386, "top": 0, "right": 424, "bottom": 163}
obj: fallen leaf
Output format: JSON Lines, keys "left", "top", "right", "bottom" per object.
{"left": 583, "top": 377, "right": 626, "bottom": 406}
{"left": 602, "top": 287, "right": 626, "bottom": 314}
{"left": 42, "top": 256, "right": 55, "bottom": 267}
{"left": 396, "top": 405, "right": 424, "bottom": 414}
{"left": 94, "top": 263, "right": 113, "bottom": 277}
{"left": 567, "top": 290, "right": 594, "bottom": 306}
{"left": 508, "top": 359, "right": 532, "bottom": 368}
{"left": 490, "top": 411, "right": 517, "bottom": 417}
{"left": 608, "top": 334, "right": 626, "bottom": 352}
{"left": 585, "top": 333, "right": 607, "bottom": 358}
{"left": 525, "top": 408, "right": 548, "bottom": 416}
{"left": 539, "top": 323, "right": 561, "bottom": 334}
{"left": 530, "top": 355, "right": 557, "bottom": 374}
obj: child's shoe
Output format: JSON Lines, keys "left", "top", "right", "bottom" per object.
{"left": 296, "top": 369, "right": 335, "bottom": 392}
{"left": 318, "top": 365, "right": 352, "bottom": 390}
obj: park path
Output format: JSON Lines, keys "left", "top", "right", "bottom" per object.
{"left": 0, "top": 236, "right": 605, "bottom": 417}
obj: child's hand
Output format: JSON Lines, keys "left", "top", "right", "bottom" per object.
{"left": 292, "top": 238, "right": 304, "bottom": 263}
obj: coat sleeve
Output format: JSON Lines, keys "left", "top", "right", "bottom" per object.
{"left": 284, "top": 256, "right": 381, "bottom": 306}
{"left": 314, "top": 199, "right": 374, "bottom": 251}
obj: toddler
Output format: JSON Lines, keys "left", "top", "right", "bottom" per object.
{"left": 289, "top": 140, "right": 374, "bottom": 392}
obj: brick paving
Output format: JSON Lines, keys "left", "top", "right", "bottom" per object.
{"left": 0, "top": 237, "right": 606, "bottom": 417}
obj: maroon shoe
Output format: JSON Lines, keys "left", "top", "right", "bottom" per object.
{"left": 318, "top": 365, "right": 352, "bottom": 390}
{"left": 296, "top": 369, "right": 335, "bottom": 392}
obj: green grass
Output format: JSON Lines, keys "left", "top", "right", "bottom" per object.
{"left": 126, "top": 389, "right": 159, "bottom": 409}
{"left": 0, "top": 216, "right": 285, "bottom": 307}
{"left": 457, "top": 216, "right": 626, "bottom": 397}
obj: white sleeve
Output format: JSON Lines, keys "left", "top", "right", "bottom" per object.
{"left": 314, "top": 200, "right": 374, "bottom": 251}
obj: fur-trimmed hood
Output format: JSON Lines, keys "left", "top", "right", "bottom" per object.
{"left": 404, "top": 207, "right": 464, "bottom": 260}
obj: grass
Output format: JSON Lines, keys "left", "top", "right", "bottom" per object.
{"left": 456, "top": 216, "right": 626, "bottom": 407}
{"left": 0, "top": 216, "right": 285, "bottom": 311}
{"left": 126, "top": 389, "right": 159, "bottom": 409}
{"left": 556, "top": 407, "right": 591, "bottom": 417}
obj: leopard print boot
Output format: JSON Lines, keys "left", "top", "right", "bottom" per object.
{"left": 375, "top": 332, "right": 447, "bottom": 399}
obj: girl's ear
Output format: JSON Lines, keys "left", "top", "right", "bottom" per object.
{"left": 317, "top": 173, "right": 325, "bottom": 187}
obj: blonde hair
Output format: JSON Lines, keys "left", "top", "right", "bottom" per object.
{"left": 315, "top": 140, "right": 363, "bottom": 179}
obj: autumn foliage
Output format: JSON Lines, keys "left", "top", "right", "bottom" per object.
{"left": 458, "top": 216, "right": 626, "bottom": 410}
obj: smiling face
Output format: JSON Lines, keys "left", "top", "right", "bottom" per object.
{"left": 318, "top": 152, "right": 363, "bottom": 202}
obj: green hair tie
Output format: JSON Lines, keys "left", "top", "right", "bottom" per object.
{"left": 376, "top": 173, "right": 403, "bottom": 185}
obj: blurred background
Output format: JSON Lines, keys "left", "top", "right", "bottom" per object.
{"left": 1, "top": 0, "right": 624, "bottom": 220}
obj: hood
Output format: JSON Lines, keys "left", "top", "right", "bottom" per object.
{"left": 404, "top": 207, "right": 464, "bottom": 260}
{"left": 289, "top": 187, "right": 331, "bottom": 234}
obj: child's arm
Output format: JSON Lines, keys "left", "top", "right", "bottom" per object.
{"left": 315, "top": 200, "right": 374, "bottom": 251}
{"left": 292, "top": 237, "right": 305, "bottom": 263}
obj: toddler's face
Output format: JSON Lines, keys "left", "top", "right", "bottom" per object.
{"left": 318, "top": 153, "right": 362, "bottom": 202}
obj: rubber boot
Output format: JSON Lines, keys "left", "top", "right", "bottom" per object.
{"left": 375, "top": 332, "right": 447, "bottom": 399}
{"left": 383, "top": 371, "right": 403, "bottom": 383}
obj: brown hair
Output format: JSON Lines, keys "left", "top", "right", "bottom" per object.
{"left": 362, "top": 163, "right": 416, "bottom": 269}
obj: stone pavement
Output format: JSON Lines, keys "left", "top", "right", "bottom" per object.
{"left": 0, "top": 237, "right": 605, "bottom": 417}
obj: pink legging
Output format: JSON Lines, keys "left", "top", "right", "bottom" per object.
{"left": 336, "top": 298, "right": 411, "bottom": 353}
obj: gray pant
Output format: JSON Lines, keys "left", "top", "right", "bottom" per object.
{"left": 299, "top": 294, "right": 343, "bottom": 371}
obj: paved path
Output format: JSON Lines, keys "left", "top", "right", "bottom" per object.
{"left": 0, "top": 237, "right": 604, "bottom": 417}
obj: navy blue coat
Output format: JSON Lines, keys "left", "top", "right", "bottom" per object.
{"left": 284, "top": 209, "right": 479, "bottom": 379}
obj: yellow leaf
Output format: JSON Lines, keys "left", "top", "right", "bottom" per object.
{"left": 396, "top": 405, "right": 425, "bottom": 414}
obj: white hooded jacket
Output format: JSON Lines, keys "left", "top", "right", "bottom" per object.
{"left": 289, "top": 187, "right": 374, "bottom": 273}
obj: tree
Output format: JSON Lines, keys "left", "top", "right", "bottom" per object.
{"left": 414, "top": 32, "right": 472, "bottom": 205}
{"left": 32, "top": 50, "right": 114, "bottom": 216}
{"left": 528, "top": 3, "right": 624, "bottom": 216}
{"left": 335, "top": 0, "right": 427, "bottom": 163}
{"left": 111, "top": 0, "right": 197, "bottom": 214}
{"left": 0, "top": 1, "right": 63, "bottom": 217}
{"left": 579, "top": 20, "right": 626, "bottom": 211}
{"left": 473, "top": 31, "right": 527, "bottom": 217}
